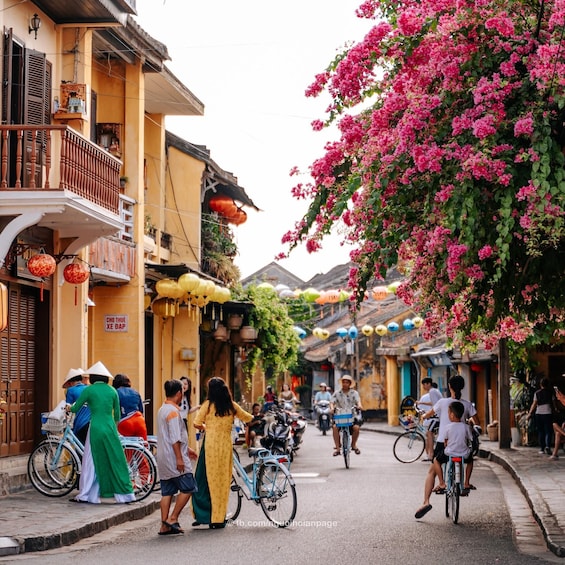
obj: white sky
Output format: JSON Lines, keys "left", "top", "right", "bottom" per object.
{"left": 135, "top": 0, "right": 373, "bottom": 281}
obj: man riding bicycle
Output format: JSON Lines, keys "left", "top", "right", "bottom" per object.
{"left": 331, "top": 375, "right": 363, "bottom": 456}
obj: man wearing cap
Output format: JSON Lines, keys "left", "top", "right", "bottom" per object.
{"left": 63, "top": 368, "right": 90, "bottom": 445}
{"left": 416, "top": 378, "right": 442, "bottom": 461}
{"left": 69, "top": 361, "right": 135, "bottom": 504}
{"left": 331, "top": 375, "right": 363, "bottom": 456}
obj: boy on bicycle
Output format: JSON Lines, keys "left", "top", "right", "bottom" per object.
{"left": 415, "top": 375, "right": 479, "bottom": 519}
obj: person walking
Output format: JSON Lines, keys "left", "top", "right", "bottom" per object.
{"left": 179, "top": 376, "right": 200, "bottom": 429}
{"left": 156, "top": 379, "right": 198, "bottom": 535}
{"left": 528, "top": 377, "right": 555, "bottom": 455}
{"left": 192, "top": 377, "right": 253, "bottom": 528}
{"left": 68, "top": 361, "right": 135, "bottom": 504}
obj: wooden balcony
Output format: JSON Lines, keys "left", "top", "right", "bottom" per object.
{"left": 0, "top": 124, "right": 121, "bottom": 214}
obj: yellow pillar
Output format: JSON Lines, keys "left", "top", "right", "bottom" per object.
{"left": 385, "top": 356, "right": 400, "bottom": 426}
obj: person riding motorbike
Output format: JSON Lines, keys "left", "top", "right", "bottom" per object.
{"left": 314, "top": 383, "right": 332, "bottom": 432}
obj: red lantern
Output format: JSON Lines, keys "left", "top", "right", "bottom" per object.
{"left": 27, "top": 254, "right": 57, "bottom": 302}
{"left": 63, "top": 263, "right": 90, "bottom": 305}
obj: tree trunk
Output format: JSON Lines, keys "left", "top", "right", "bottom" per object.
{"left": 498, "top": 338, "right": 511, "bottom": 448}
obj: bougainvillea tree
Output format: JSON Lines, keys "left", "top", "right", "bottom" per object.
{"left": 281, "top": 0, "right": 565, "bottom": 349}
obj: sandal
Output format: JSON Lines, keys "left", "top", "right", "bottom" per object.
{"left": 353, "top": 447, "right": 361, "bottom": 455}
{"left": 432, "top": 485, "right": 446, "bottom": 494}
{"left": 333, "top": 448, "right": 341, "bottom": 456}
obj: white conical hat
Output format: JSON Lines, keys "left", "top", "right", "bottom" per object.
{"left": 63, "top": 367, "right": 85, "bottom": 386}
{"left": 86, "top": 361, "right": 113, "bottom": 379}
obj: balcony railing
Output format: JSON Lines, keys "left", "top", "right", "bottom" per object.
{"left": 0, "top": 125, "right": 121, "bottom": 214}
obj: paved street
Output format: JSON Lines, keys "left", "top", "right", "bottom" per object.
{"left": 0, "top": 425, "right": 562, "bottom": 564}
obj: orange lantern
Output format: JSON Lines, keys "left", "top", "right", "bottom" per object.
{"left": 63, "top": 262, "right": 90, "bottom": 305}
{"left": 27, "top": 253, "right": 57, "bottom": 301}
{"left": 372, "top": 286, "right": 389, "bottom": 301}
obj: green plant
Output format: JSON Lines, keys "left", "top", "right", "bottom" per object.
{"left": 201, "top": 214, "right": 239, "bottom": 284}
{"left": 294, "top": 384, "right": 311, "bottom": 395}
{"left": 231, "top": 283, "right": 301, "bottom": 377}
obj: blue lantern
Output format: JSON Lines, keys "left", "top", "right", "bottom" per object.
{"left": 403, "top": 318, "right": 415, "bottom": 331}
{"left": 348, "top": 325, "right": 358, "bottom": 340}
{"left": 336, "top": 327, "right": 348, "bottom": 339}
{"left": 293, "top": 326, "right": 307, "bottom": 339}
{"left": 387, "top": 321, "right": 399, "bottom": 333}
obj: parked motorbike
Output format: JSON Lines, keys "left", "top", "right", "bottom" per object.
{"left": 315, "top": 400, "right": 331, "bottom": 435}
{"left": 260, "top": 405, "right": 292, "bottom": 458}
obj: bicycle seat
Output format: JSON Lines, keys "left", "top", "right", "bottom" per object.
{"left": 248, "top": 447, "right": 264, "bottom": 457}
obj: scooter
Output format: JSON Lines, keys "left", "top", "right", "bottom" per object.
{"left": 260, "top": 405, "right": 292, "bottom": 458}
{"left": 315, "top": 400, "right": 331, "bottom": 435}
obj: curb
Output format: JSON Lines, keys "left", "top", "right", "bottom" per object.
{"left": 2, "top": 498, "right": 159, "bottom": 556}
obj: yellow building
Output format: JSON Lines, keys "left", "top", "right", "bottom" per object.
{"left": 0, "top": 2, "right": 256, "bottom": 467}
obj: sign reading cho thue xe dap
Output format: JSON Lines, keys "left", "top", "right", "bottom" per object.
{"left": 104, "top": 315, "right": 128, "bottom": 332}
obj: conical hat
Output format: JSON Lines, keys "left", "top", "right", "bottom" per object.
{"left": 86, "top": 361, "right": 113, "bottom": 379}
{"left": 63, "top": 367, "right": 85, "bottom": 386}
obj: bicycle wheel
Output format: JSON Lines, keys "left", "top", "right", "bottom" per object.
{"left": 258, "top": 460, "right": 297, "bottom": 527}
{"left": 393, "top": 431, "right": 426, "bottom": 463}
{"left": 342, "top": 428, "right": 350, "bottom": 469}
{"left": 123, "top": 444, "right": 157, "bottom": 502}
{"left": 451, "top": 464, "right": 460, "bottom": 524}
{"left": 28, "top": 439, "right": 79, "bottom": 497}
{"left": 226, "top": 475, "right": 242, "bottom": 522}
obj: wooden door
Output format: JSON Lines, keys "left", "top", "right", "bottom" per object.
{"left": 0, "top": 284, "right": 46, "bottom": 456}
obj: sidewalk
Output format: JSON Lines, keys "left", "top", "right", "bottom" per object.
{"left": 1, "top": 423, "right": 565, "bottom": 557}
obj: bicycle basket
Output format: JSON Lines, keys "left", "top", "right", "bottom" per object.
{"left": 398, "top": 412, "right": 419, "bottom": 430}
{"left": 334, "top": 413, "right": 354, "bottom": 428}
{"left": 41, "top": 412, "right": 65, "bottom": 434}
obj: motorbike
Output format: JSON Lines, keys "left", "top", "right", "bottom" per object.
{"left": 281, "top": 399, "right": 307, "bottom": 458}
{"left": 315, "top": 400, "right": 331, "bottom": 435}
{"left": 260, "top": 404, "right": 292, "bottom": 459}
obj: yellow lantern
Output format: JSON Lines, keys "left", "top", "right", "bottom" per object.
{"left": 375, "top": 324, "right": 388, "bottom": 336}
{"left": 143, "top": 295, "right": 152, "bottom": 310}
{"left": 387, "top": 281, "right": 401, "bottom": 294}
{"left": 178, "top": 273, "right": 200, "bottom": 293}
{"left": 319, "top": 329, "right": 330, "bottom": 340}
{"left": 412, "top": 316, "right": 424, "bottom": 329}
{"left": 155, "top": 278, "right": 177, "bottom": 298}
{"left": 361, "top": 324, "right": 374, "bottom": 336}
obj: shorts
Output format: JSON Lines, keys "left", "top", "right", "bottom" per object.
{"left": 434, "top": 442, "right": 473, "bottom": 464}
{"left": 423, "top": 418, "right": 439, "bottom": 432}
{"left": 160, "top": 473, "right": 198, "bottom": 497}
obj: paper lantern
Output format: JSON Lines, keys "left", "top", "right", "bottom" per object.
{"left": 412, "top": 316, "right": 424, "bottom": 329}
{"left": 403, "top": 318, "right": 415, "bottom": 331}
{"left": 375, "top": 324, "right": 388, "bottom": 336}
{"left": 156, "top": 278, "right": 178, "bottom": 298}
{"left": 319, "top": 329, "right": 330, "bottom": 340}
{"left": 293, "top": 326, "right": 307, "bottom": 339}
{"left": 214, "top": 324, "right": 228, "bottom": 341}
{"left": 152, "top": 297, "right": 177, "bottom": 318}
{"left": 336, "top": 327, "right": 348, "bottom": 339}
{"left": 302, "top": 287, "right": 321, "bottom": 302}
{"left": 315, "top": 292, "right": 328, "bottom": 305}
{"left": 348, "top": 325, "right": 358, "bottom": 340}
{"left": 387, "top": 281, "right": 401, "bottom": 294}
{"left": 387, "top": 321, "right": 399, "bottom": 333}
{"left": 27, "top": 253, "right": 57, "bottom": 301}
{"left": 361, "top": 324, "right": 374, "bottom": 336}
{"left": 279, "top": 289, "right": 296, "bottom": 299}
{"left": 178, "top": 273, "right": 200, "bottom": 293}
{"left": 313, "top": 327, "right": 322, "bottom": 338}
{"left": 63, "top": 262, "right": 90, "bottom": 306}
{"left": 325, "top": 289, "right": 340, "bottom": 304}
{"left": 338, "top": 289, "right": 351, "bottom": 302}
{"left": 372, "top": 286, "right": 389, "bottom": 301}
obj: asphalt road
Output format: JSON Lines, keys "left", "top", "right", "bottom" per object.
{"left": 2, "top": 426, "right": 561, "bottom": 565}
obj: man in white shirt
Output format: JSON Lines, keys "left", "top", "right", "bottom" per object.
{"left": 416, "top": 378, "right": 442, "bottom": 460}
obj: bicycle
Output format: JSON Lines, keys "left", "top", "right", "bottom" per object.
{"left": 28, "top": 413, "right": 157, "bottom": 501}
{"left": 393, "top": 410, "right": 438, "bottom": 463}
{"left": 229, "top": 446, "right": 297, "bottom": 528}
{"left": 334, "top": 412, "right": 355, "bottom": 469}
{"left": 444, "top": 455, "right": 464, "bottom": 524}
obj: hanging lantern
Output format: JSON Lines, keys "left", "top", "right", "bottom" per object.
{"left": 178, "top": 273, "right": 200, "bottom": 294}
{"left": 156, "top": 278, "right": 178, "bottom": 298}
{"left": 312, "top": 327, "right": 322, "bottom": 338}
{"left": 27, "top": 253, "right": 57, "bottom": 301}
{"left": 361, "top": 324, "right": 374, "bottom": 337}
{"left": 403, "top": 318, "right": 415, "bottom": 331}
{"left": 257, "top": 282, "right": 275, "bottom": 291}
{"left": 387, "top": 281, "right": 401, "bottom": 294}
{"left": 338, "top": 289, "right": 351, "bottom": 302}
{"left": 293, "top": 326, "right": 307, "bottom": 339}
{"left": 325, "top": 290, "right": 340, "bottom": 304}
{"left": 371, "top": 286, "right": 390, "bottom": 301}
{"left": 214, "top": 323, "right": 228, "bottom": 341}
{"left": 348, "top": 325, "right": 358, "bottom": 340}
{"left": 319, "top": 329, "right": 330, "bottom": 340}
{"left": 375, "top": 324, "right": 388, "bottom": 336}
{"left": 336, "top": 327, "right": 348, "bottom": 339}
{"left": 387, "top": 321, "right": 399, "bottom": 333}
{"left": 152, "top": 297, "right": 177, "bottom": 318}
{"left": 63, "top": 262, "right": 89, "bottom": 306}
{"left": 279, "top": 289, "right": 296, "bottom": 299}
{"left": 302, "top": 287, "right": 321, "bottom": 303}
{"left": 412, "top": 316, "right": 424, "bottom": 329}
{"left": 315, "top": 292, "right": 328, "bottom": 305}
{"left": 144, "top": 294, "right": 152, "bottom": 310}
